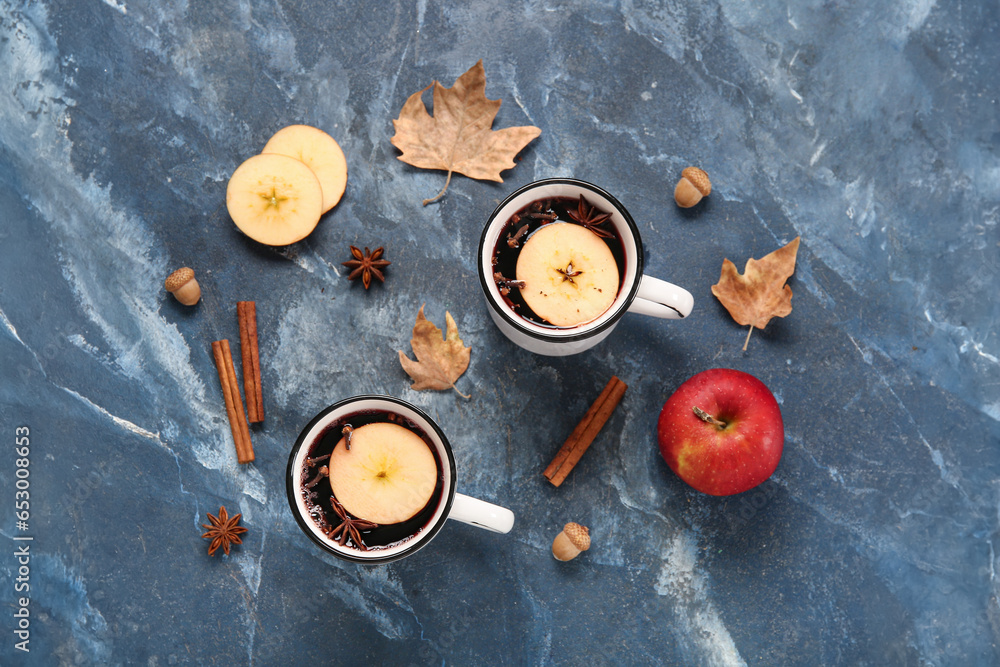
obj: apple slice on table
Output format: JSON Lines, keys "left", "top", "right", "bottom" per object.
{"left": 226, "top": 153, "right": 323, "bottom": 246}
{"left": 329, "top": 423, "right": 438, "bottom": 525}
{"left": 515, "top": 223, "right": 619, "bottom": 327}
{"left": 262, "top": 124, "right": 348, "bottom": 213}
{"left": 657, "top": 368, "right": 784, "bottom": 496}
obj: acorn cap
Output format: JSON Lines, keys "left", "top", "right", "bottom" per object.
{"left": 165, "top": 267, "right": 196, "bottom": 292}
{"left": 563, "top": 522, "right": 591, "bottom": 551}
{"left": 681, "top": 167, "right": 711, "bottom": 196}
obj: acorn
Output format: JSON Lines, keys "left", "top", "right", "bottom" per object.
{"left": 674, "top": 167, "right": 712, "bottom": 208}
{"left": 164, "top": 267, "right": 201, "bottom": 306}
{"left": 552, "top": 522, "right": 591, "bottom": 561}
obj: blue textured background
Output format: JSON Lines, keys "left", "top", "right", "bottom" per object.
{"left": 1, "top": 1, "right": 998, "bottom": 664}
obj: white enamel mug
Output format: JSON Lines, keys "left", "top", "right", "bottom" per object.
{"left": 477, "top": 178, "right": 694, "bottom": 356}
{"left": 286, "top": 395, "right": 514, "bottom": 564}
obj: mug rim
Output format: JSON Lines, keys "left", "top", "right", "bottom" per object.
{"left": 477, "top": 178, "right": 645, "bottom": 343}
{"left": 285, "top": 395, "right": 458, "bottom": 564}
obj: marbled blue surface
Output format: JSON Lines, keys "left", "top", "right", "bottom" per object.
{"left": 1, "top": 0, "right": 998, "bottom": 664}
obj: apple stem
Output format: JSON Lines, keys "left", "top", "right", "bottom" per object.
{"left": 693, "top": 406, "right": 727, "bottom": 429}
{"left": 742, "top": 326, "right": 754, "bottom": 352}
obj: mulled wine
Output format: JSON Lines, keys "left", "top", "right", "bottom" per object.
{"left": 298, "top": 410, "right": 445, "bottom": 551}
{"left": 490, "top": 195, "right": 627, "bottom": 328}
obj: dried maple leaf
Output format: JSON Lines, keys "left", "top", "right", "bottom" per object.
{"left": 398, "top": 305, "right": 472, "bottom": 398}
{"left": 711, "top": 237, "right": 801, "bottom": 351}
{"left": 390, "top": 60, "right": 541, "bottom": 205}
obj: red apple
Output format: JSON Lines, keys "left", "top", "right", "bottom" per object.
{"left": 657, "top": 368, "right": 783, "bottom": 496}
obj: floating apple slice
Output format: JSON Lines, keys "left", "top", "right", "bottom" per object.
{"left": 328, "top": 423, "right": 438, "bottom": 525}
{"left": 262, "top": 125, "right": 348, "bottom": 213}
{"left": 226, "top": 153, "right": 323, "bottom": 246}
{"left": 516, "top": 222, "right": 619, "bottom": 327}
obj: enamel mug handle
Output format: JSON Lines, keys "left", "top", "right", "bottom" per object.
{"left": 627, "top": 275, "right": 694, "bottom": 320}
{"left": 449, "top": 493, "right": 515, "bottom": 533}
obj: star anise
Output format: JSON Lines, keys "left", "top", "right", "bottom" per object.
{"left": 556, "top": 262, "right": 583, "bottom": 284}
{"left": 566, "top": 195, "right": 614, "bottom": 238}
{"left": 201, "top": 506, "right": 248, "bottom": 557}
{"left": 326, "top": 497, "right": 377, "bottom": 550}
{"left": 343, "top": 246, "right": 390, "bottom": 289}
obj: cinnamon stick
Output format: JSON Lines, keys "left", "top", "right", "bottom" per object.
{"left": 543, "top": 377, "right": 619, "bottom": 479}
{"left": 237, "top": 301, "right": 264, "bottom": 423}
{"left": 211, "top": 339, "right": 255, "bottom": 464}
{"left": 544, "top": 376, "right": 627, "bottom": 487}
